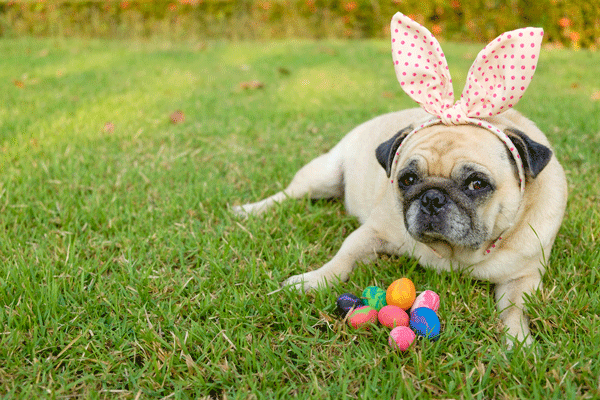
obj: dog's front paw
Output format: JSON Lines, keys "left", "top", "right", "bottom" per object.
{"left": 231, "top": 204, "right": 252, "bottom": 218}
{"left": 231, "top": 200, "right": 275, "bottom": 217}
{"left": 505, "top": 331, "right": 534, "bottom": 350}
{"left": 283, "top": 271, "right": 330, "bottom": 292}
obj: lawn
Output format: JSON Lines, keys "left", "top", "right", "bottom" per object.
{"left": 0, "top": 36, "right": 599, "bottom": 399}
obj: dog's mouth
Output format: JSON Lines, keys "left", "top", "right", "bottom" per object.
{"left": 407, "top": 214, "right": 467, "bottom": 244}
{"left": 418, "top": 228, "right": 451, "bottom": 244}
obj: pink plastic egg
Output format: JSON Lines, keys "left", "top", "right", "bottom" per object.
{"left": 347, "top": 305, "right": 378, "bottom": 329}
{"left": 378, "top": 305, "right": 409, "bottom": 329}
{"left": 410, "top": 290, "right": 440, "bottom": 313}
{"left": 388, "top": 326, "right": 416, "bottom": 351}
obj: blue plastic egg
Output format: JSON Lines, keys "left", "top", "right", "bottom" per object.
{"left": 409, "top": 307, "right": 441, "bottom": 340}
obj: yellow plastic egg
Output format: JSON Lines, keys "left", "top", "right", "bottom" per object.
{"left": 386, "top": 278, "right": 416, "bottom": 310}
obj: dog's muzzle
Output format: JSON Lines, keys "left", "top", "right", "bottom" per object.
{"left": 405, "top": 187, "right": 482, "bottom": 249}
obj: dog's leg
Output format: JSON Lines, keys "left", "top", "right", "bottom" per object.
{"left": 283, "top": 224, "right": 387, "bottom": 291}
{"left": 495, "top": 272, "right": 542, "bottom": 348}
{"left": 232, "top": 148, "right": 344, "bottom": 216}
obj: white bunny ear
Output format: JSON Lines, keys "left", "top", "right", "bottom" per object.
{"left": 390, "top": 12, "right": 544, "bottom": 125}
{"left": 391, "top": 12, "right": 455, "bottom": 116}
{"left": 458, "top": 28, "right": 544, "bottom": 120}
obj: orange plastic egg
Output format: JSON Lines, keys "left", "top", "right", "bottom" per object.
{"left": 386, "top": 278, "right": 416, "bottom": 310}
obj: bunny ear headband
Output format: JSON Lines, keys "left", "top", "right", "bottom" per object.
{"left": 389, "top": 12, "right": 544, "bottom": 193}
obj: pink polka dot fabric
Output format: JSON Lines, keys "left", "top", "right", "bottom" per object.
{"left": 391, "top": 12, "right": 543, "bottom": 125}
{"left": 388, "top": 12, "right": 545, "bottom": 195}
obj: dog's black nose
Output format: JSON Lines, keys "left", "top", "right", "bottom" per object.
{"left": 420, "top": 189, "right": 447, "bottom": 215}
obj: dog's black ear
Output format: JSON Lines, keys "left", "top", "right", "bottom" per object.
{"left": 504, "top": 128, "right": 553, "bottom": 179}
{"left": 376, "top": 125, "right": 414, "bottom": 177}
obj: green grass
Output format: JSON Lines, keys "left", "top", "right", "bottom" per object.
{"left": 1, "top": 36, "right": 599, "bottom": 399}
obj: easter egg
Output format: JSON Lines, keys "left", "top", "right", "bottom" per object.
{"left": 378, "top": 305, "right": 409, "bottom": 329}
{"left": 386, "top": 278, "right": 416, "bottom": 310}
{"left": 347, "top": 305, "right": 378, "bottom": 329}
{"left": 336, "top": 293, "right": 363, "bottom": 316}
{"left": 388, "top": 326, "right": 416, "bottom": 351}
{"left": 410, "top": 307, "right": 441, "bottom": 340}
{"left": 410, "top": 290, "right": 440, "bottom": 313}
{"left": 361, "top": 286, "right": 387, "bottom": 311}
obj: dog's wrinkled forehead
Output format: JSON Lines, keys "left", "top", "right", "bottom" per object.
{"left": 377, "top": 120, "right": 554, "bottom": 186}
{"left": 391, "top": 124, "right": 511, "bottom": 178}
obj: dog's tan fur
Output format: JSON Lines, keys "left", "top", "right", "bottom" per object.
{"left": 234, "top": 107, "right": 567, "bottom": 346}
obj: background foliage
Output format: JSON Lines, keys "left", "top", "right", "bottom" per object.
{"left": 1, "top": 0, "right": 599, "bottom": 49}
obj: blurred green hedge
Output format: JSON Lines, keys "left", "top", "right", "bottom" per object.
{"left": 1, "top": 0, "right": 598, "bottom": 49}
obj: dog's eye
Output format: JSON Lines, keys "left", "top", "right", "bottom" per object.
{"left": 466, "top": 178, "right": 489, "bottom": 192}
{"left": 399, "top": 172, "right": 418, "bottom": 188}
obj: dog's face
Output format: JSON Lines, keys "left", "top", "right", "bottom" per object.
{"left": 376, "top": 123, "right": 553, "bottom": 253}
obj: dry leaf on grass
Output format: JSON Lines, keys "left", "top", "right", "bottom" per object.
{"left": 239, "top": 80, "right": 265, "bottom": 90}
{"left": 278, "top": 67, "right": 291, "bottom": 75}
{"left": 170, "top": 110, "right": 185, "bottom": 124}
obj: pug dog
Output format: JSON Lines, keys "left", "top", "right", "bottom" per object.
{"left": 233, "top": 14, "right": 568, "bottom": 347}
